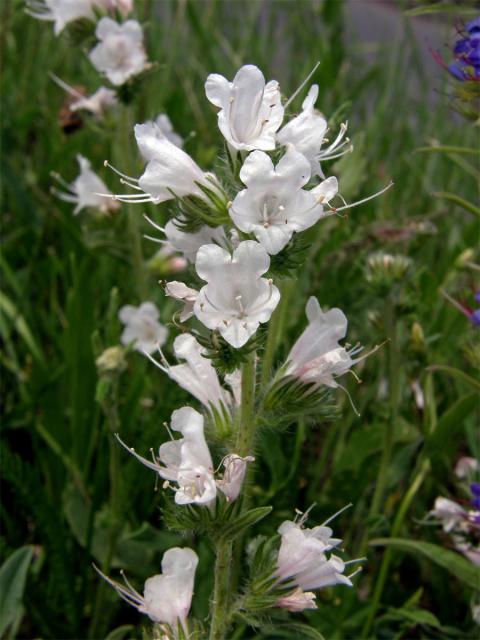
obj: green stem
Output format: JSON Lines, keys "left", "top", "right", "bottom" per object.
{"left": 117, "top": 106, "right": 147, "bottom": 298}
{"left": 361, "top": 300, "right": 399, "bottom": 552}
{"left": 235, "top": 352, "right": 257, "bottom": 457}
{"left": 361, "top": 459, "right": 430, "bottom": 638}
{"left": 209, "top": 355, "right": 257, "bottom": 640}
{"left": 209, "top": 538, "right": 233, "bottom": 640}
{"left": 89, "top": 385, "right": 123, "bottom": 639}
{"left": 260, "top": 281, "right": 293, "bottom": 388}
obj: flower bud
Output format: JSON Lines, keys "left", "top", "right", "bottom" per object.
{"left": 365, "top": 252, "right": 411, "bottom": 290}
{"left": 410, "top": 322, "right": 426, "bottom": 354}
{"left": 95, "top": 346, "right": 127, "bottom": 374}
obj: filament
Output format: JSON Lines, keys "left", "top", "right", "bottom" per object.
{"left": 284, "top": 61, "right": 321, "bottom": 109}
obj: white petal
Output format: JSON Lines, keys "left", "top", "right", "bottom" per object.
{"left": 205, "top": 73, "right": 231, "bottom": 108}
{"left": 195, "top": 244, "right": 232, "bottom": 281}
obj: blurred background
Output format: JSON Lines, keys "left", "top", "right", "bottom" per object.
{"left": 1, "top": 0, "right": 479, "bottom": 638}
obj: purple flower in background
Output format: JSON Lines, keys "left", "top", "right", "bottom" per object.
{"left": 441, "top": 289, "right": 480, "bottom": 328}
{"left": 471, "top": 483, "right": 480, "bottom": 510}
{"left": 433, "top": 17, "right": 480, "bottom": 81}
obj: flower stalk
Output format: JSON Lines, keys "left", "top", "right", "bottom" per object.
{"left": 209, "top": 538, "right": 234, "bottom": 640}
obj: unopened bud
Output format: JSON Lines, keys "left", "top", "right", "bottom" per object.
{"left": 96, "top": 346, "right": 127, "bottom": 374}
{"left": 410, "top": 322, "right": 426, "bottom": 353}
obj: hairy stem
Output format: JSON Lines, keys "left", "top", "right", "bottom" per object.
{"left": 209, "top": 538, "right": 233, "bottom": 640}
{"left": 236, "top": 352, "right": 257, "bottom": 457}
{"left": 209, "top": 354, "right": 257, "bottom": 640}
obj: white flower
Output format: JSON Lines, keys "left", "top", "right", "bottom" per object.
{"left": 71, "top": 86, "right": 117, "bottom": 115}
{"left": 216, "top": 454, "right": 254, "bottom": 502}
{"left": 277, "top": 85, "right": 327, "bottom": 176}
{"left": 164, "top": 220, "right": 228, "bottom": 263}
{"left": 96, "top": 546, "right": 198, "bottom": 635}
{"left": 274, "top": 516, "right": 358, "bottom": 603}
{"left": 117, "top": 406, "right": 216, "bottom": 505}
{"left": 230, "top": 148, "right": 337, "bottom": 255}
{"left": 110, "top": 123, "right": 221, "bottom": 206}
{"left": 145, "top": 333, "right": 232, "bottom": 413}
{"left": 194, "top": 241, "right": 280, "bottom": 348}
{"left": 284, "top": 297, "right": 360, "bottom": 388}
{"left": 118, "top": 301, "right": 168, "bottom": 354}
{"left": 51, "top": 154, "right": 118, "bottom": 215}
{"left": 26, "top": 0, "right": 95, "bottom": 35}
{"left": 153, "top": 114, "right": 183, "bottom": 148}
{"left": 164, "top": 282, "right": 198, "bottom": 322}
{"left": 277, "top": 84, "right": 352, "bottom": 178}
{"left": 89, "top": 18, "right": 149, "bottom": 86}
{"left": 430, "top": 497, "right": 467, "bottom": 533}
{"left": 455, "top": 457, "right": 479, "bottom": 479}
{"left": 51, "top": 74, "right": 118, "bottom": 117}
{"left": 205, "top": 64, "right": 284, "bottom": 151}
{"left": 277, "top": 587, "right": 317, "bottom": 612}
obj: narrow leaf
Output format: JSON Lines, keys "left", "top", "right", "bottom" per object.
{"left": 370, "top": 538, "right": 480, "bottom": 590}
{"left": 221, "top": 506, "right": 272, "bottom": 540}
{"left": 0, "top": 546, "right": 35, "bottom": 638}
{"left": 426, "top": 393, "right": 478, "bottom": 455}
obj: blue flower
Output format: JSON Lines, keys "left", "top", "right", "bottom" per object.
{"left": 448, "top": 17, "right": 480, "bottom": 81}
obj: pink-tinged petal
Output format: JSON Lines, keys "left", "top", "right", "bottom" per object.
{"left": 96, "top": 16, "right": 119, "bottom": 39}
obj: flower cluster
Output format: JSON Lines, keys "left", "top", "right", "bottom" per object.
{"left": 27, "top": 22, "right": 391, "bottom": 627}
{"left": 103, "top": 64, "right": 390, "bottom": 350}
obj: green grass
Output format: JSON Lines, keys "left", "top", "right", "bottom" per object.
{"left": 1, "top": 0, "right": 479, "bottom": 638}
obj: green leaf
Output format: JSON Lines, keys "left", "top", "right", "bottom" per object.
{"left": 0, "top": 291, "right": 45, "bottom": 366}
{"left": 370, "top": 538, "right": 480, "bottom": 590}
{"left": 415, "top": 145, "right": 479, "bottom": 156}
{"left": 426, "top": 393, "right": 478, "bottom": 456}
{"left": 382, "top": 606, "right": 442, "bottom": 629}
{"left": 404, "top": 3, "right": 478, "bottom": 16}
{"left": 105, "top": 625, "right": 135, "bottom": 640}
{"left": 0, "top": 545, "right": 35, "bottom": 639}
{"left": 431, "top": 191, "right": 480, "bottom": 219}
{"left": 221, "top": 506, "right": 273, "bottom": 541}
{"left": 426, "top": 365, "right": 480, "bottom": 392}
{"left": 261, "top": 622, "right": 326, "bottom": 639}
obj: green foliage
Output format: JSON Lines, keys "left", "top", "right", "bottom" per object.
{"left": 0, "top": 546, "right": 35, "bottom": 639}
{"left": 370, "top": 538, "right": 480, "bottom": 590}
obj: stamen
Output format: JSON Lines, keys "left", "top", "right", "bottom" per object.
{"left": 50, "top": 188, "right": 78, "bottom": 203}
{"left": 142, "top": 349, "right": 169, "bottom": 374}
{"left": 284, "top": 61, "right": 321, "bottom": 109}
{"left": 321, "top": 503, "right": 353, "bottom": 526}
{"left": 114, "top": 432, "right": 163, "bottom": 473}
{"left": 143, "top": 234, "right": 166, "bottom": 244}
{"left": 143, "top": 214, "right": 165, "bottom": 233}
{"left": 119, "top": 178, "right": 143, "bottom": 191}
{"left": 104, "top": 160, "right": 139, "bottom": 183}
{"left": 50, "top": 171, "right": 74, "bottom": 191}
{"left": 328, "top": 182, "right": 394, "bottom": 214}
{"left": 49, "top": 73, "right": 85, "bottom": 100}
